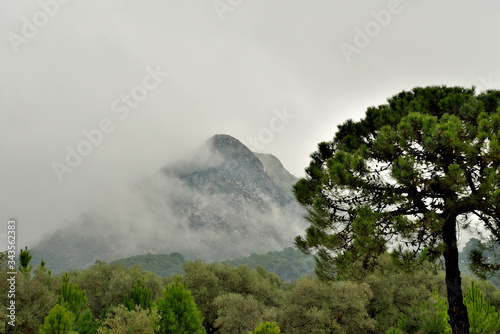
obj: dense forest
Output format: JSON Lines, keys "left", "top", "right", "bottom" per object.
{"left": 111, "top": 247, "right": 315, "bottom": 283}
{"left": 112, "top": 244, "right": 499, "bottom": 288}
{"left": 1, "top": 246, "right": 500, "bottom": 333}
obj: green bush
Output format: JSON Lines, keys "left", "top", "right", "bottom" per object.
{"left": 97, "top": 305, "right": 160, "bottom": 334}
{"left": 250, "top": 321, "right": 281, "bottom": 334}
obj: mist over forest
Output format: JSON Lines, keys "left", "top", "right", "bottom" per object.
{"left": 3, "top": 1, "right": 500, "bottom": 333}
{"left": 31, "top": 135, "right": 307, "bottom": 273}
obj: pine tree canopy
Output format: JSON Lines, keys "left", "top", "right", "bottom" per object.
{"left": 293, "top": 86, "right": 500, "bottom": 333}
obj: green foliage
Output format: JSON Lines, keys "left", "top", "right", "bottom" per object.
{"left": 182, "top": 260, "right": 379, "bottom": 333}
{"left": 19, "top": 246, "right": 33, "bottom": 274}
{"left": 57, "top": 272, "right": 97, "bottom": 334}
{"left": 181, "top": 261, "right": 282, "bottom": 332}
{"left": 465, "top": 280, "right": 500, "bottom": 333}
{"left": 250, "top": 321, "right": 281, "bottom": 334}
{"left": 395, "top": 291, "right": 451, "bottom": 334}
{"left": 355, "top": 253, "right": 446, "bottom": 333}
{"left": 38, "top": 260, "right": 53, "bottom": 276}
{"left": 113, "top": 248, "right": 315, "bottom": 283}
{"left": 214, "top": 293, "right": 261, "bottom": 334}
{"left": 124, "top": 279, "right": 153, "bottom": 311}
{"left": 97, "top": 305, "right": 160, "bottom": 334}
{"left": 462, "top": 275, "right": 500, "bottom": 311}
{"left": 390, "top": 280, "right": 500, "bottom": 333}
{"left": 58, "top": 273, "right": 87, "bottom": 312}
{"left": 4, "top": 249, "right": 500, "bottom": 334}
{"left": 39, "top": 304, "right": 78, "bottom": 334}
{"left": 0, "top": 266, "right": 60, "bottom": 333}
{"left": 277, "top": 276, "right": 375, "bottom": 333}
{"left": 155, "top": 277, "right": 206, "bottom": 334}
{"left": 465, "top": 238, "right": 500, "bottom": 282}
{"left": 112, "top": 252, "right": 186, "bottom": 277}
{"left": 225, "top": 247, "right": 315, "bottom": 282}
{"left": 71, "top": 260, "right": 164, "bottom": 318}
{"left": 457, "top": 238, "right": 500, "bottom": 288}
{"left": 293, "top": 86, "right": 500, "bottom": 331}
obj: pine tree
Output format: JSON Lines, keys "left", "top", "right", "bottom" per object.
{"left": 294, "top": 86, "right": 500, "bottom": 333}
{"left": 155, "top": 277, "right": 206, "bottom": 334}
{"left": 393, "top": 291, "right": 451, "bottom": 334}
{"left": 57, "top": 272, "right": 97, "bottom": 333}
{"left": 39, "top": 304, "right": 78, "bottom": 334}
{"left": 465, "top": 280, "right": 500, "bottom": 333}
{"left": 124, "top": 279, "right": 153, "bottom": 311}
{"left": 19, "top": 246, "right": 32, "bottom": 274}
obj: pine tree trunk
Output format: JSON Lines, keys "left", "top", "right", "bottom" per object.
{"left": 442, "top": 215, "right": 469, "bottom": 334}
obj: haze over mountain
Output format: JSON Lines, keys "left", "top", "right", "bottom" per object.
{"left": 32, "top": 134, "right": 306, "bottom": 273}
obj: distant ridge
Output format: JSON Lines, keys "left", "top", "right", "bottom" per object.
{"left": 111, "top": 247, "right": 315, "bottom": 282}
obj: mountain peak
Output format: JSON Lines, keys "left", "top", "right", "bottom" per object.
{"left": 32, "top": 134, "right": 306, "bottom": 273}
{"left": 162, "top": 134, "right": 261, "bottom": 177}
{"left": 206, "top": 134, "right": 259, "bottom": 164}
{"left": 208, "top": 134, "right": 243, "bottom": 146}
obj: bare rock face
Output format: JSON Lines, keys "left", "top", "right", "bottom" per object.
{"left": 32, "top": 134, "right": 306, "bottom": 273}
{"left": 253, "top": 152, "right": 298, "bottom": 199}
{"left": 166, "top": 134, "right": 292, "bottom": 207}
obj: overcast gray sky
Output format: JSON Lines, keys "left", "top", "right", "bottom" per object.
{"left": 1, "top": 0, "right": 499, "bottom": 248}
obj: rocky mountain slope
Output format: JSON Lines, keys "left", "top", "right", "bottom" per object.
{"left": 32, "top": 135, "right": 306, "bottom": 273}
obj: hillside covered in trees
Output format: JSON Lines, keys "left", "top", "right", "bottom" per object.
{"left": 111, "top": 247, "right": 315, "bottom": 283}
{"left": 2, "top": 248, "right": 500, "bottom": 333}
{"left": 111, "top": 244, "right": 499, "bottom": 288}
